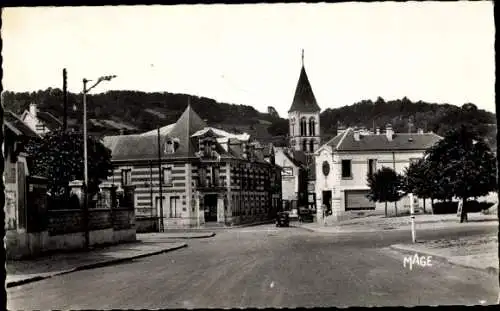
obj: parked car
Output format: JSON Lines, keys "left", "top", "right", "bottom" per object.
{"left": 276, "top": 211, "right": 290, "bottom": 227}
{"left": 298, "top": 207, "right": 314, "bottom": 223}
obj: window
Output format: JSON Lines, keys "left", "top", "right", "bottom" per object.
{"left": 309, "top": 117, "right": 316, "bottom": 136}
{"left": 163, "top": 167, "right": 172, "bottom": 186}
{"left": 290, "top": 118, "right": 295, "bottom": 136}
{"left": 121, "top": 169, "right": 132, "bottom": 186}
{"left": 211, "top": 166, "right": 220, "bottom": 186}
{"left": 309, "top": 140, "right": 314, "bottom": 153}
{"left": 302, "top": 139, "right": 307, "bottom": 152}
{"left": 300, "top": 117, "right": 307, "bottom": 136}
{"left": 368, "top": 159, "right": 377, "bottom": 176}
{"left": 341, "top": 160, "right": 352, "bottom": 178}
{"left": 169, "top": 196, "right": 180, "bottom": 218}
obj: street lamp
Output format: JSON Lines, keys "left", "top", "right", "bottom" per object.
{"left": 82, "top": 75, "right": 116, "bottom": 248}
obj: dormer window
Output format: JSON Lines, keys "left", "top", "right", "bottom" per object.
{"left": 164, "top": 138, "right": 180, "bottom": 154}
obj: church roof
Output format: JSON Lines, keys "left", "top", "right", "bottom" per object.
{"left": 288, "top": 65, "right": 321, "bottom": 113}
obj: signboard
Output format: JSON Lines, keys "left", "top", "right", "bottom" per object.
{"left": 282, "top": 167, "right": 293, "bottom": 177}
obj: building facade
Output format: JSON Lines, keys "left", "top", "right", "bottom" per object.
{"left": 274, "top": 147, "right": 308, "bottom": 211}
{"left": 314, "top": 125, "right": 442, "bottom": 221}
{"left": 21, "top": 103, "right": 63, "bottom": 135}
{"left": 103, "top": 104, "right": 282, "bottom": 231}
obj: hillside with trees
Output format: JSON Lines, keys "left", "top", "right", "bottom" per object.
{"left": 2, "top": 89, "right": 496, "bottom": 148}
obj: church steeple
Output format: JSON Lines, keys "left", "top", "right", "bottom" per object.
{"left": 287, "top": 50, "right": 321, "bottom": 154}
{"left": 288, "top": 50, "right": 321, "bottom": 114}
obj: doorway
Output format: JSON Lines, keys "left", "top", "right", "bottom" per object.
{"left": 204, "top": 194, "right": 218, "bottom": 222}
{"left": 322, "top": 191, "right": 332, "bottom": 209}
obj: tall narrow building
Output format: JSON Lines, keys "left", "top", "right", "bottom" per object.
{"left": 288, "top": 50, "right": 321, "bottom": 154}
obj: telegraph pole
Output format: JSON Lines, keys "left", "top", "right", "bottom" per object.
{"left": 63, "top": 68, "right": 68, "bottom": 131}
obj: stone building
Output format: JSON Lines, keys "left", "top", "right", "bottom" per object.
{"left": 102, "top": 104, "right": 282, "bottom": 231}
{"left": 314, "top": 125, "right": 442, "bottom": 221}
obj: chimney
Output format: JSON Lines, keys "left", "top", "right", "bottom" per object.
{"left": 386, "top": 124, "right": 393, "bottom": 141}
{"left": 353, "top": 128, "right": 360, "bottom": 141}
{"left": 29, "top": 102, "right": 38, "bottom": 117}
{"left": 417, "top": 128, "right": 424, "bottom": 134}
{"left": 376, "top": 127, "right": 380, "bottom": 135}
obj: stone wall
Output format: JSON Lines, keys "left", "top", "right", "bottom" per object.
{"left": 6, "top": 180, "right": 137, "bottom": 259}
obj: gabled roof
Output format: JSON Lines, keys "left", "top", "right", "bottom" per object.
{"left": 288, "top": 65, "right": 321, "bottom": 113}
{"left": 323, "top": 128, "right": 442, "bottom": 152}
{"left": 21, "top": 109, "right": 62, "bottom": 131}
{"left": 4, "top": 111, "right": 40, "bottom": 138}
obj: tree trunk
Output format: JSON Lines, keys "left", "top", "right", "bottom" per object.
{"left": 394, "top": 201, "right": 398, "bottom": 216}
{"left": 384, "top": 202, "right": 387, "bottom": 217}
{"left": 460, "top": 197, "right": 468, "bottom": 223}
{"left": 423, "top": 197, "right": 426, "bottom": 213}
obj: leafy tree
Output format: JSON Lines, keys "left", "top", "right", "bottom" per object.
{"left": 367, "top": 167, "right": 405, "bottom": 217}
{"left": 25, "top": 130, "right": 112, "bottom": 196}
{"left": 425, "top": 125, "right": 497, "bottom": 222}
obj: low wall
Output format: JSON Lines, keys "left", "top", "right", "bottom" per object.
{"left": 7, "top": 208, "right": 137, "bottom": 259}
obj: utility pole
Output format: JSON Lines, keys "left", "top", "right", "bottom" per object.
{"left": 63, "top": 68, "right": 68, "bottom": 132}
{"left": 157, "top": 127, "right": 164, "bottom": 232}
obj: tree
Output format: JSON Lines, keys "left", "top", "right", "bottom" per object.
{"left": 425, "top": 125, "right": 497, "bottom": 222}
{"left": 367, "top": 167, "right": 405, "bottom": 217}
{"left": 25, "top": 130, "right": 113, "bottom": 196}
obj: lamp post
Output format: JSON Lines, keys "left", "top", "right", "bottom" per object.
{"left": 82, "top": 75, "right": 116, "bottom": 248}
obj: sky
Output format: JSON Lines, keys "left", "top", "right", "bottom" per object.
{"left": 1, "top": 2, "right": 495, "bottom": 118}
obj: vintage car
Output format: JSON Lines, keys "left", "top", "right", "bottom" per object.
{"left": 276, "top": 211, "right": 290, "bottom": 227}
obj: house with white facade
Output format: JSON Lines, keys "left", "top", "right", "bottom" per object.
{"left": 274, "top": 147, "right": 308, "bottom": 211}
{"left": 314, "top": 125, "right": 442, "bottom": 222}
{"left": 21, "top": 103, "right": 63, "bottom": 135}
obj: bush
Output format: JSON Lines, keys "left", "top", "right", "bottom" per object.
{"left": 432, "top": 200, "right": 494, "bottom": 214}
{"left": 432, "top": 201, "right": 458, "bottom": 214}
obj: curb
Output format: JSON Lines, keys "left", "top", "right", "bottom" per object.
{"left": 163, "top": 232, "right": 216, "bottom": 239}
{"left": 6, "top": 243, "right": 188, "bottom": 289}
{"left": 390, "top": 244, "right": 499, "bottom": 275}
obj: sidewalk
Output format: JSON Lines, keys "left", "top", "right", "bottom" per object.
{"left": 5, "top": 231, "right": 215, "bottom": 288}
{"left": 161, "top": 220, "right": 274, "bottom": 232}
{"left": 296, "top": 213, "right": 498, "bottom": 233}
{"left": 391, "top": 234, "right": 499, "bottom": 274}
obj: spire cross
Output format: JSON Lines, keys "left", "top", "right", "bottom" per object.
{"left": 301, "top": 49, "right": 304, "bottom": 66}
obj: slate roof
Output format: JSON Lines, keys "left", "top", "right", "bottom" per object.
{"left": 323, "top": 128, "right": 442, "bottom": 152}
{"left": 103, "top": 105, "right": 269, "bottom": 164}
{"left": 4, "top": 111, "right": 40, "bottom": 138}
{"left": 288, "top": 65, "right": 321, "bottom": 113}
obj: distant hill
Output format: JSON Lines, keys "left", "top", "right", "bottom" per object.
{"left": 1, "top": 90, "right": 496, "bottom": 150}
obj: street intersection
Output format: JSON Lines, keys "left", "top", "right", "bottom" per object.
{"left": 7, "top": 223, "right": 499, "bottom": 309}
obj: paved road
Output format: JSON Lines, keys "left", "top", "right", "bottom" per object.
{"left": 7, "top": 224, "right": 499, "bottom": 309}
